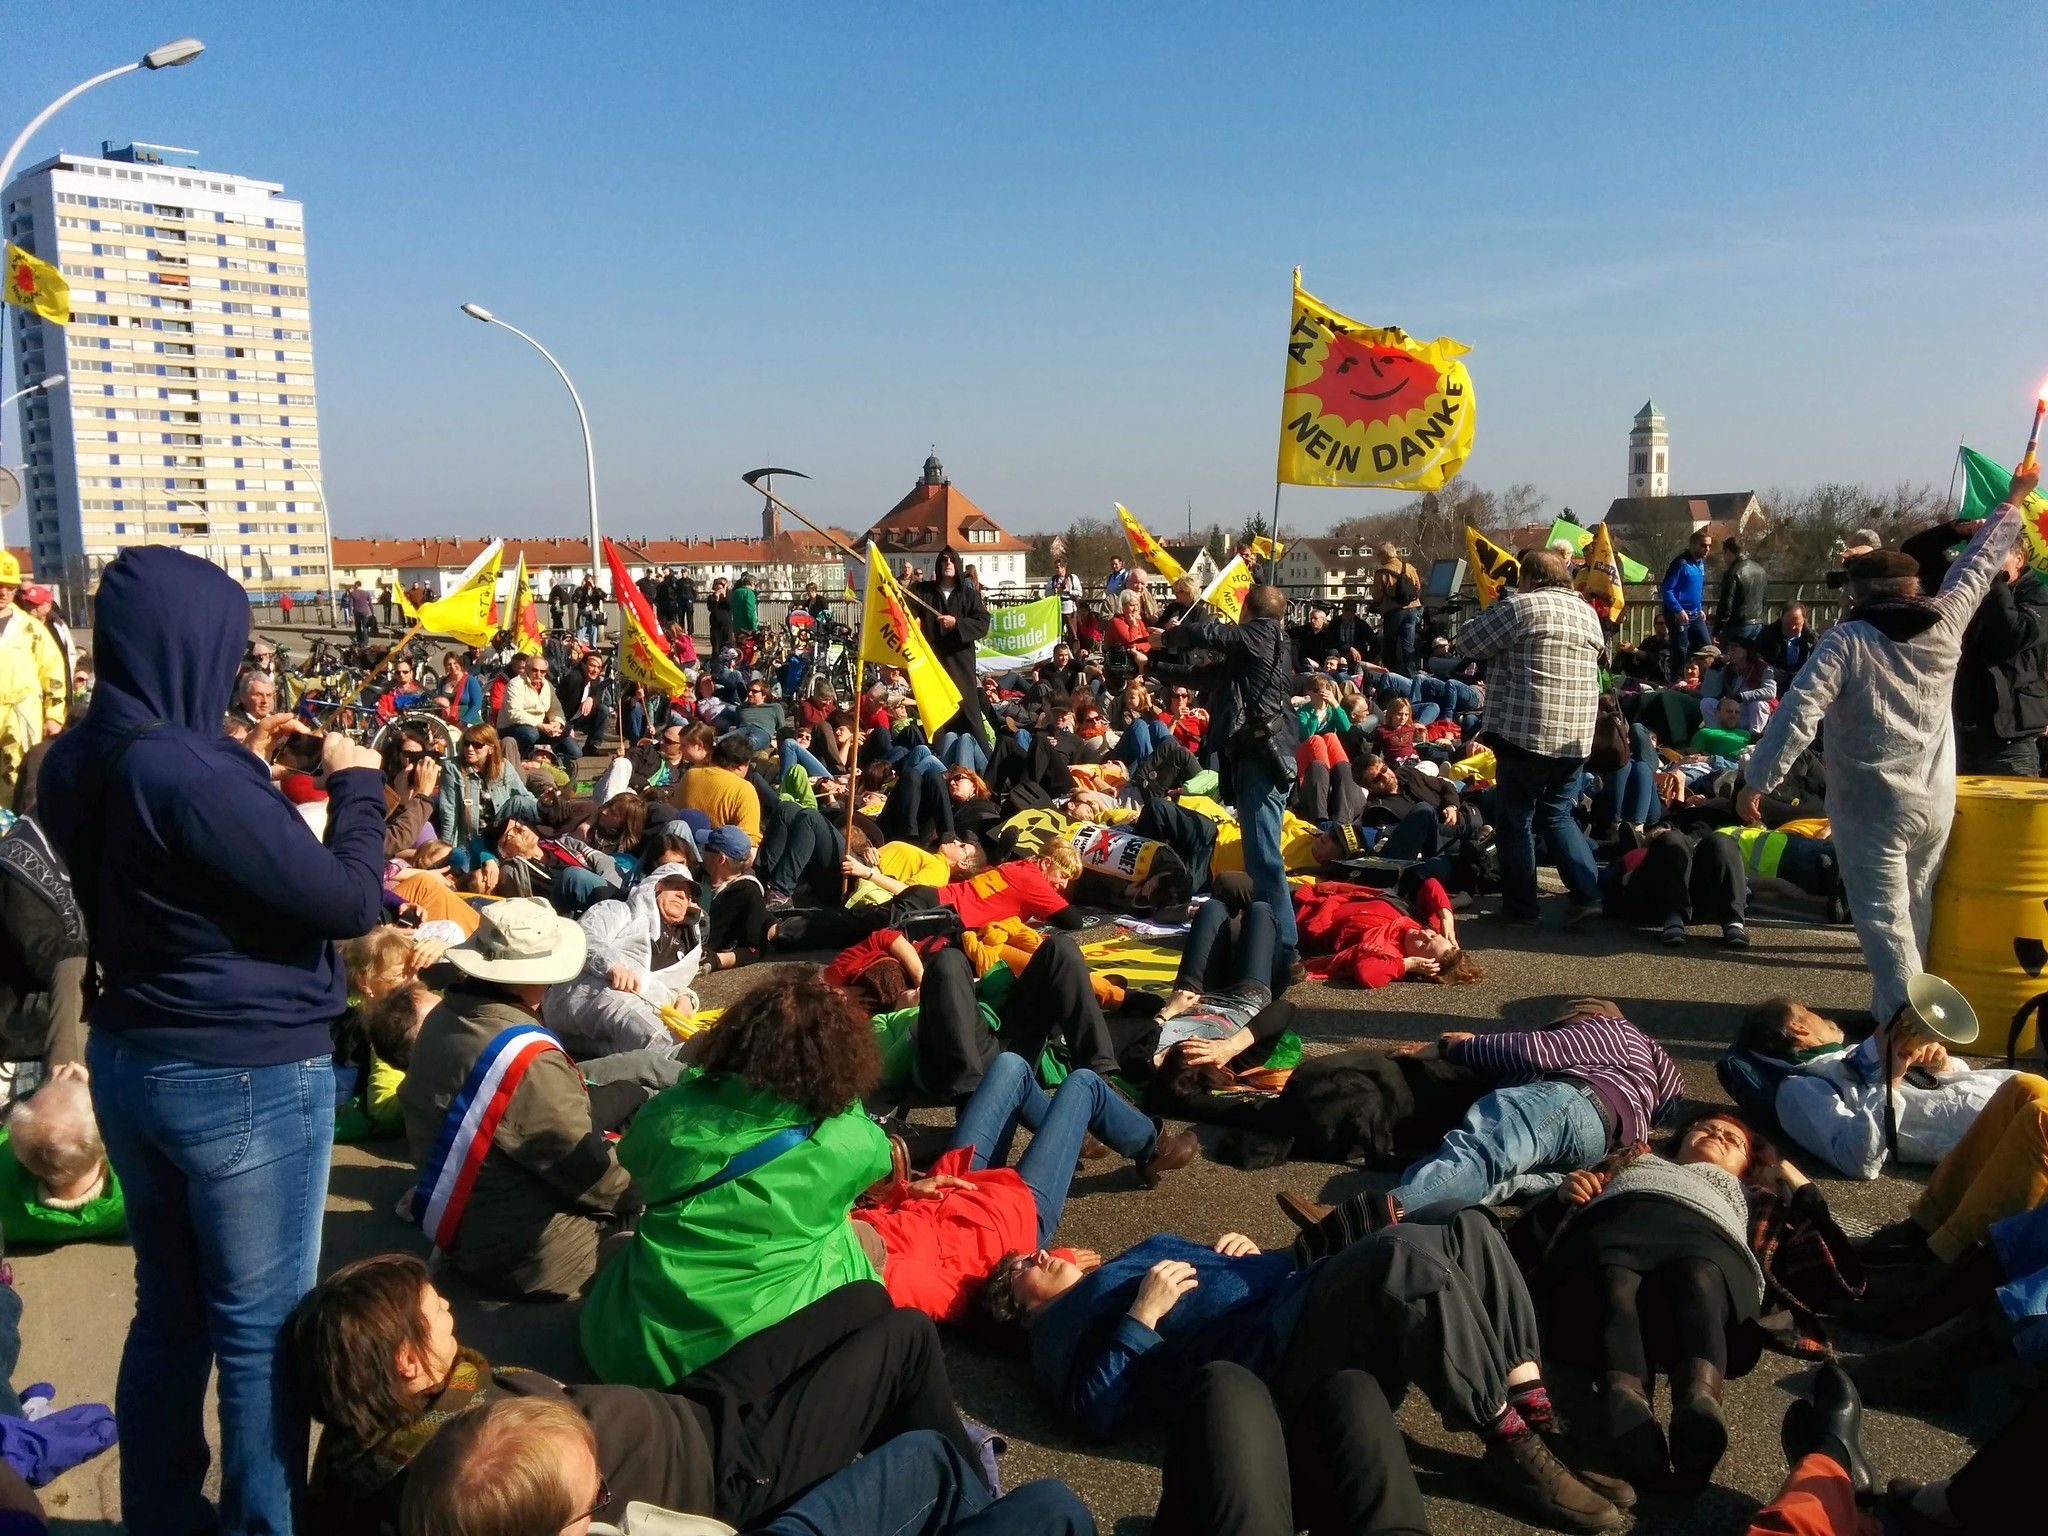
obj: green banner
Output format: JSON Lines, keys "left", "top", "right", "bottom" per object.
{"left": 977, "top": 595, "right": 1064, "bottom": 672}
{"left": 1547, "top": 518, "right": 1650, "bottom": 583}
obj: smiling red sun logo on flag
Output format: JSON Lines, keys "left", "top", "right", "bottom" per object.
{"left": 10, "top": 259, "right": 32, "bottom": 296}
{"left": 1291, "top": 328, "right": 1442, "bottom": 429}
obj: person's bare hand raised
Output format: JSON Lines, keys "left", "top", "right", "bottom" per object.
{"left": 319, "top": 731, "right": 382, "bottom": 777}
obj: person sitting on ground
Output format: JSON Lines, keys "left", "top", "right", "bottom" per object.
{"left": 380, "top": 726, "right": 443, "bottom": 859}
{"left": 982, "top": 1206, "right": 1628, "bottom": 1531}
{"left": 1699, "top": 636, "right": 1778, "bottom": 734}
{"left": 1280, "top": 998, "right": 1683, "bottom": 1254}
{"left": 677, "top": 731, "right": 764, "bottom": 846}
{"left": 495, "top": 653, "right": 578, "bottom": 766}
{"left": 1732, "top": 996, "right": 2016, "bottom": 1180}
{"left": 1521, "top": 1111, "right": 1810, "bottom": 1494}
{"left": 701, "top": 823, "right": 772, "bottom": 973}
{"left": 628, "top": 719, "right": 715, "bottom": 802}
{"left": 541, "top": 863, "right": 703, "bottom": 1059}
{"left": 1833, "top": 1069, "right": 2048, "bottom": 1339}
{"left": 582, "top": 970, "right": 896, "bottom": 1386}
{"left": 334, "top": 928, "right": 446, "bottom": 1140}
{"left": 0, "top": 1063, "right": 124, "bottom": 1243}
{"left": 853, "top": 1051, "right": 1198, "bottom": 1324}
{"left": 433, "top": 724, "right": 540, "bottom": 874}
{"left": 294, "top": 1254, "right": 982, "bottom": 1536}
{"left": 1602, "top": 826, "right": 1751, "bottom": 949}
{"left": 397, "top": 900, "right": 640, "bottom": 1300}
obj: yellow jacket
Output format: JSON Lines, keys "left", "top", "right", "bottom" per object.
{"left": 0, "top": 610, "right": 65, "bottom": 732}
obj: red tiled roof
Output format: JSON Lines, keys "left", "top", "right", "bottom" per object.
{"left": 863, "top": 479, "right": 1032, "bottom": 555}
{"left": 331, "top": 530, "right": 858, "bottom": 571}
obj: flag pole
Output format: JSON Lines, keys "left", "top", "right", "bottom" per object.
{"left": 741, "top": 468, "right": 946, "bottom": 623}
{"left": 1266, "top": 481, "right": 1283, "bottom": 584}
{"left": 842, "top": 579, "right": 866, "bottom": 898}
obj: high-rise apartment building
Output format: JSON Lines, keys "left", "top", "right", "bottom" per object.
{"left": 3, "top": 141, "right": 326, "bottom": 604}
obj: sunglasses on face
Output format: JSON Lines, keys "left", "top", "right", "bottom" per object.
{"left": 574, "top": 1476, "right": 613, "bottom": 1524}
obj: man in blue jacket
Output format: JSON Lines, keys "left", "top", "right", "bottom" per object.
{"left": 1659, "top": 530, "right": 1712, "bottom": 679}
{"left": 38, "top": 546, "right": 386, "bottom": 1536}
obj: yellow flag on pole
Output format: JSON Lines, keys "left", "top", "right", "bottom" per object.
{"left": 1114, "top": 503, "right": 1184, "bottom": 583}
{"left": 1278, "top": 268, "right": 1474, "bottom": 491}
{"left": 3, "top": 243, "right": 68, "bottom": 324}
{"left": 603, "top": 539, "right": 692, "bottom": 693}
{"left": 1246, "top": 534, "right": 1285, "bottom": 563}
{"left": 397, "top": 541, "right": 503, "bottom": 645}
{"left": 859, "top": 545, "right": 962, "bottom": 737}
{"left": 507, "top": 554, "right": 546, "bottom": 655}
{"left": 1577, "top": 520, "right": 1626, "bottom": 623}
{"left": 1464, "top": 527, "right": 1519, "bottom": 608}
{"left": 1201, "top": 554, "right": 1254, "bottom": 623}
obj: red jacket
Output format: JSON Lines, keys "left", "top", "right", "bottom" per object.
{"left": 852, "top": 1146, "right": 1038, "bottom": 1323}
{"left": 1294, "top": 878, "right": 1451, "bottom": 989}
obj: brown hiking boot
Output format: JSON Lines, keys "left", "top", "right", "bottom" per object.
{"left": 1139, "top": 1127, "right": 1200, "bottom": 1188}
{"left": 1481, "top": 1429, "right": 1626, "bottom": 1531}
{"left": 1275, "top": 1190, "right": 1333, "bottom": 1231}
{"left": 1076, "top": 1134, "right": 1114, "bottom": 1162}
{"left": 1667, "top": 1359, "right": 1728, "bottom": 1493}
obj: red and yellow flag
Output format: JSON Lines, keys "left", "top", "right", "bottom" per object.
{"left": 3, "top": 243, "right": 68, "bottom": 325}
{"left": 1114, "top": 503, "right": 1184, "bottom": 583}
{"left": 1576, "top": 520, "right": 1626, "bottom": 623}
{"left": 602, "top": 539, "right": 691, "bottom": 693}
{"left": 1278, "top": 268, "right": 1474, "bottom": 491}
{"left": 858, "top": 545, "right": 961, "bottom": 736}
{"left": 1464, "top": 527, "right": 1519, "bottom": 608}
{"left": 507, "top": 554, "right": 546, "bottom": 655}
{"left": 1201, "top": 554, "right": 1254, "bottom": 623}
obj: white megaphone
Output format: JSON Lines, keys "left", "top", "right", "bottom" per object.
{"left": 1898, "top": 973, "right": 1980, "bottom": 1046}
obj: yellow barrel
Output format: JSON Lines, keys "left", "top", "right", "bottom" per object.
{"left": 1927, "top": 775, "right": 2048, "bottom": 1059}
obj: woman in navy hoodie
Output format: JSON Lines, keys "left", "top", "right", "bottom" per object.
{"left": 38, "top": 548, "right": 385, "bottom": 1536}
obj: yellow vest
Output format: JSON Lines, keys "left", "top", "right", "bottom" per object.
{"left": 0, "top": 611, "right": 65, "bottom": 730}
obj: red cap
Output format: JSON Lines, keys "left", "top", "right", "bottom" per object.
{"left": 19, "top": 585, "right": 51, "bottom": 605}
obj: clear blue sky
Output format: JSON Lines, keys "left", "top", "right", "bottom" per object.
{"left": 7, "top": 2, "right": 2046, "bottom": 545}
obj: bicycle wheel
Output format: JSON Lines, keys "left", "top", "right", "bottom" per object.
{"left": 372, "top": 710, "right": 459, "bottom": 760}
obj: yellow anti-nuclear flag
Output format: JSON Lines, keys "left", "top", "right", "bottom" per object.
{"left": 1114, "top": 503, "right": 1184, "bottom": 583}
{"left": 1464, "top": 527, "right": 1519, "bottom": 608}
{"left": 1278, "top": 268, "right": 1474, "bottom": 491}
{"left": 3, "top": 243, "right": 68, "bottom": 325}
{"left": 1201, "top": 554, "right": 1254, "bottom": 623}
{"left": 1577, "top": 520, "right": 1625, "bottom": 624}
{"left": 1246, "top": 534, "right": 1285, "bottom": 563}
{"left": 398, "top": 541, "right": 503, "bottom": 646}
{"left": 859, "top": 545, "right": 961, "bottom": 737}
{"left": 507, "top": 554, "right": 547, "bottom": 655}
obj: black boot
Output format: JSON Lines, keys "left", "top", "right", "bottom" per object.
{"left": 1666, "top": 1359, "right": 1728, "bottom": 1493}
{"left": 1779, "top": 1362, "right": 1875, "bottom": 1498}
{"left": 1595, "top": 1371, "right": 1668, "bottom": 1488}
{"left": 1855, "top": 1217, "right": 1932, "bottom": 1269}
{"left": 1846, "top": 1302, "right": 2009, "bottom": 1408}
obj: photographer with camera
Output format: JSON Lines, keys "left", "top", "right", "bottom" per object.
{"left": 1156, "top": 583, "right": 1302, "bottom": 981}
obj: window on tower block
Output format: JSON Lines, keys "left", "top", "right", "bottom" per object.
{"left": 1632, "top": 452, "right": 1647, "bottom": 474}
{"left": 1655, "top": 453, "right": 1665, "bottom": 473}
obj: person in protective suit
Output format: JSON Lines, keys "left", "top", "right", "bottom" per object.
{"left": 1738, "top": 468, "right": 2033, "bottom": 1026}
{"left": 911, "top": 547, "right": 990, "bottom": 748}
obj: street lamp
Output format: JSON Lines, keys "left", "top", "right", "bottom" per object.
{"left": 459, "top": 303, "right": 601, "bottom": 590}
{"left": 0, "top": 39, "right": 205, "bottom": 195}
{"left": 243, "top": 430, "right": 338, "bottom": 626}
{"left": 0, "top": 373, "right": 64, "bottom": 409}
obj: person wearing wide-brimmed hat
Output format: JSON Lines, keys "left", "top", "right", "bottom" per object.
{"left": 399, "top": 899, "right": 638, "bottom": 1299}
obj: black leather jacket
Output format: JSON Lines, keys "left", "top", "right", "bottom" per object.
{"left": 1160, "top": 612, "right": 1300, "bottom": 764}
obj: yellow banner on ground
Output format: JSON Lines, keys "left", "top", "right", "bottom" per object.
{"left": 1277, "top": 268, "right": 1474, "bottom": 491}
{"left": 1464, "top": 527, "right": 1519, "bottom": 608}
{"left": 1577, "top": 520, "right": 1625, "bottom": 623}
{"left": 507, "top": 554, "right": 546, "bottom": 655}
{"left": 397, "top": 541, "right": 503, "bottom": 646}
{"left": 1114, "top": 503, "right": 1184, "bottom": 583}
{"left": 1202, "top": 554, "right": 1254, "bottom": 622}
{"left": 3, "top": 243, "right": 68, "bottom": 324}
{"left": 859, "top": 545, "right": 962, "bottom": 736}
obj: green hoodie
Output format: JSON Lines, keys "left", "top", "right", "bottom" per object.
{"left": 579, "top": 1068, "right": 889, "bottom": 1387}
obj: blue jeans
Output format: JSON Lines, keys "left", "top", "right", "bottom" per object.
{"left": 1232, "top": 751, "right": 1299, "bottom": 956}
{"left": 949, "top": 1054, "right": 1156, "bottom": 1246}
{"left": 755, "top": 1429, "right": 1095, "bottom": 1536}
{"left": 499, "top": 722, "right": 580, "bottom": 766}
{"left": 89, "top": 1034, "right": 335, "bottom": 1536}
{"left": 779, "top": 738, "right": 834, "bottom": 780}
{"left": 1722, "top": 620, "right": 1764, "bottom": 651}
{"left": 1174, "top": 899, "right": 1279, "bottom": 1000}
{"left": 1664, "top": 609, "right": 1711, "bottom": 675}
{"left": 1491, "top": 738, "right": 1601, "bottom": 918}
{"left": 1603, "top": 758, "right": 1660, "bottom": 829}
{"left": 933, "top": 731, "right": 990, "bottom": 773}
{"left": 1391, "top": 1078, "right": 1608, "bottom": 1212}
{"left": 1382, "top": 607, "right": 1422, "bottom": 673}
{"left": 1115, "top": 716, "right": 1170, "bottom": 766}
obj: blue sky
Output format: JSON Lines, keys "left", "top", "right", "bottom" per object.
{"left": 6, "top": 2, "right": 2046, "bottom": 544}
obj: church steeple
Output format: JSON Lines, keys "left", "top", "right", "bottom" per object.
{"left": 922, "top": 448, "right": 946, "bottom": 487}
{"left": 1628, "top": 402, "right": 1668, "bottom": 499}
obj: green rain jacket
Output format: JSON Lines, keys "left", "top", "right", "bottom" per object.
{"left": 579, "top": 1067, "right": 889, "bottom": 1386}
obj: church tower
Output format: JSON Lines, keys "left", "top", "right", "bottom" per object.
{"left": 1628, "top": 401, "right": 1668, "bottom": 498}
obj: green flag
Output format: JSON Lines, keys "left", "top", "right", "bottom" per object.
{"left": 1546, "top": 517, "right": 1649, "bottom": 583}
{"left": 1956, "top": 445, "right": 2048, "bottom": 571}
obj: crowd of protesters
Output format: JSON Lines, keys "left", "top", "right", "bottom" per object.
{"left": 0, "top": 483, "right": 2042, "bottom": 1536}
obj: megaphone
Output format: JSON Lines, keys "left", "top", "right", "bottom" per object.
{"left": 1899, "top": 973, "right": 1980, "bottom": 1046}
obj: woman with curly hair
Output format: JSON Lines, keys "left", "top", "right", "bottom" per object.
{"left": 580, "top": 968, "right": 891, "bottom": 1387}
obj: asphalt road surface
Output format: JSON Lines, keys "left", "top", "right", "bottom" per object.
{"left": 18, "top": 895, "right": 2029, "bottom": 1533}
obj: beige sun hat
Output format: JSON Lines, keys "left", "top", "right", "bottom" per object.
{"left": 446, "top": 898, "right": 587, "bottom": 986}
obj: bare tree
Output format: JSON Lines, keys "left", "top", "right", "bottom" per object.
{"left": 1752, "top": 481, "right": 1947, "bottom": 579}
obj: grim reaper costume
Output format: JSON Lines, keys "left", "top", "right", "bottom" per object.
{"left": 1742, "top": 504, "right": 2020, "bottom": 1024}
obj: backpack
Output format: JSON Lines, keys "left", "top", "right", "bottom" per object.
{"left": 1715, "top": 1046, "right": 1799, "bottom": 1145}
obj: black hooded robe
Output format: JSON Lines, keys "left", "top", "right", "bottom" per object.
{"left": 911, "top": 548, "right": 990, "bottom": 745}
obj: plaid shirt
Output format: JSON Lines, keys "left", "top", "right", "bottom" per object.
{"left": 1456, "top": 586, "right": 1605, "bottom": 757}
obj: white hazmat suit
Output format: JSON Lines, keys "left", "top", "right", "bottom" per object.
{"left": 1742, "top": 505, "right": 2020, "bottom": 1024}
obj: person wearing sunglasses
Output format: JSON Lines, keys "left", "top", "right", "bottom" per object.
{"left": 497, "top": 656, "right": 579, "bottom": 767}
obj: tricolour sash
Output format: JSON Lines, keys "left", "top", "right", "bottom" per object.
{"left": 414, "top": 1023, "right": 565, "bottom": 1251}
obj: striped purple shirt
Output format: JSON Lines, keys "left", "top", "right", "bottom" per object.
{"left": 1445, "top": 1015, "right": 1682, "bottom": 1147}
